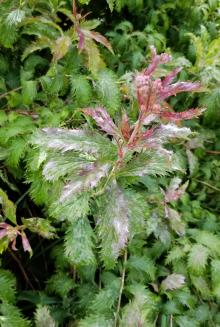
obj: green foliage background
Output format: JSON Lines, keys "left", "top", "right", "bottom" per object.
{"left": 0, "top": 0, "right": 220, "bottom": 326}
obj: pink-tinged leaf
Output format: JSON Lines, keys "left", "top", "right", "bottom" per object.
{"left": 21, "top": 232, "right": 32, "bottom": 254}
{"left": 165, "top": 206, "right": 185, "bottom": 236}
{"left": 80, "top": 29, "right": 114, "bottom": 54}
{"left": 143, "top": 46, "right": 172, "bottom": 76}
{"left": 11, "top": 238, "right": 18, "bottom": 251}
{"left": 84, "top": 107, "right": 119, "bottom": 137}
{"left": 160, "top": 81, "right": 201, "bottom": 99}
{"left": 0, "top": 229, "right": 7, "bottom": 239}
{"left": 77, "top": 27, "right": 85, "bottom": 50}
{"left": 162, "top": 67, "right": 182, "bottom": 86}
{"left": 0, "top": 222, "right": 9, "bottom": 229}
{"left": 120, "top": 112, "right": 131, "bottom": 140}
{"left": 60, "top": 163, "right": 111, "bottom": 202}
{"left": 160, "top": 108, "right": 204, "bottom": 121}
{"left": 165, "top": 177, "right": 189, "bottom": 203}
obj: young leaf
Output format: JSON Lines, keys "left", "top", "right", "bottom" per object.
{"left": 21, "top": 218, "right": 56, "bottom": 239}
{"left": 161, "top": 274, "right": 185, "bottom": 291}
{"left": 35, "top": 306, "right": 57, "bottom": 327}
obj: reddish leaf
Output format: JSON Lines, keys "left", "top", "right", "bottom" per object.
{"left": 160, "top": 108, "right": 204, "bottom": 121}
{"left": 143, "top": 46, "right": 171, "bottom": 76}
{"left": 160, "top": 81, "right": 201, "bottom": 100}
{"left": 81, "top": 29, "right": 114, "bottom": 54}
{"left": 162, "top": 67, "right": 182, "bottom": 86}
{"left": 164, "top": 177, "right": 189, "bottom": 203}
{"left": 0, "top": 229, "right": 7, "bottom": 239}
{"left": 11, "top": 238, "right": 18, "bottom": 251}
{"left": 21, "top": 232, "right": 32, "bottom": 254}
{"left": 120, "top": 112, "right": 131, "bottom": 140}
{"left": 77, "top": 27, "right": 85, "bottom": 50}
{"left": 84, "top": 107, "right": 119, "bottom": 137}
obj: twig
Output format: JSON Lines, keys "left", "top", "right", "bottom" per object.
{"left": 206, "top": 150, "right": 220, "bottom": 155}
{"left": 8, "top": 248, "right": 34, "bottom": 290}
{"left": 0, "top": 87, "right": 22, "bottom": 100}
{"left": 114, "top": 249, "right": 127, "bottom": 327}
{"left": 193, "top": 178, "right": 220, "bottom": 193}
{"left": 170, "top": 314, "right": 173, "bottom": 327}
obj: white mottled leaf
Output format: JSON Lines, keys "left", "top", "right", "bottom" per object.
{"left": 161, "top": 273, "right": 185, "bottom": 291}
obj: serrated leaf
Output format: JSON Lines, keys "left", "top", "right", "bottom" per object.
{"left": 0, "top": 269, "right": 16, "bottom": 303}
{"left": 211, "top": 260, "right": 220, "bottom": 299}
{"left": 21, "top": 218, "right": 56, "bottom": 239}
{"left": 106, "top": 0, "right": 115, "bottom": 11}
{"left": 22, "top": 80, "right": 37, "bottom": 105}
{"left": 52, "top": 35, "right": 71, "bottom": 61}
{"left": 0, "top": 189, "right": 16, "bottom": 224}
{"left": 186, "top": 149, "right": 199, "bottom": 176}
{"left": 84, "top": 39, "right": 106, "bottom": 75}
{"left": 84, "top": 107, "right": 120, "bottom": 136}
{"left": 193, "top": 230, "right": 220, "bottom": 256}
{"left": 32, "top": 128, "right": 116, "bottom": 157}
{"left": 35, "top": 306, "right": 57, "bottom": 327}
{"left": 166, "top": 207, "right": 185, "bottom": 236}
{"left": 190, "top": 275, "right": 211, "bottom": 298}
{"left": 70, "top": 74, "right": 92, "bottom": 107}
{"left": 187, "top": 244, "right": 210, "bottom": 274}
{"left": 96, "top": 69, "right": 120, "bottom": 116}
{"left": 59, "top": 162, "right": 110, "bottom": 202}
{"left": 64, "top": 219, "right": 96, "bottom": 266}
{"left": 161, "top": 274, "right": 185, "bottom": 291}
{"left": 95, "top": 182, "right": 129, "bottom": 267}
{"left": 166, "top": 246, "right": 186, "bottom": 264}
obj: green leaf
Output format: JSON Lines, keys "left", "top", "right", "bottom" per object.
{"left": 192, "top": 230, "right": 220, "bottom": 256}
{"left": 211, "top": 259, "right": 220, "bottom": 299}
{"left": 52, "top": 35, "right": 71, "bottom": 61}
{"left": 120, "top": 284, "right": 158, "bottom": 327}
{"left": 106, "top": 0, "right": 115, "bottom": 11}
{"left": 96, "top": 69, "right": 120, "bottom": 116}
{"left": 0, "top": 303, "right": 30, "bottom": 327}
{"left": 84, "top": 39, "right": 106, "bottom": 75}
{"left": 95, "top": 182, "right": 129, "bottom": 267}
{"left": 22, "top": 80, "right": 37, "bottom": 105}
{"left": 70, "top": 74, "right": 92, "bottom": 107}
{"left": 187, "top": 244, "right": 210, "bottom": 274}
{"left": 0, "top": 189, "right": 16, "bottom": 224}
{"left": 190, "top": 275, "right": 211, "bottom": 298}
{"left": 64, "top": 218, "right": 96, "bottom": 266}
{"left": 21, "top": 218, "right": 56, "bottom": 239}
{"left": 0, "top": 269, "right": 16, "bottom": 303}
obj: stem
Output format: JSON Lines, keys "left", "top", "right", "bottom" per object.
{"left": 72, "top": 0, "right": 77, "bottom": 17}
{"left": 170, "top": 314, "right": 173, "bottom": 327}
{"left": 206, "top": 150, "right": 220, "bottom": 155}
{"left": 193, "top": 178, "right": 220, "bottom": 193}
{"left": 114, "top": 249, "right": 127, "bottom": 327}
{"left": 0, "top": 87, "right": 22, "bottom": 100}
{"left": 8, "top": 248, "right": 34, "bottom": 290}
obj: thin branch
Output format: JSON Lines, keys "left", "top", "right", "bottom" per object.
{"left": 206, "top": 150, "right": 220, "bottom": 155}
{"left": 8, "top": 248, "right": 34, "bottom": 290}
{"left": 72, "top": 0, "right": 77, "bottom": 17}
{"left": 0, "top": 87, "right": 22, "bottom": 100}
{"left": 114, "top": 249, "right": 127, "bottom": 327}
{"left": 193, "top": 178, "right": 220, "bottom": 193}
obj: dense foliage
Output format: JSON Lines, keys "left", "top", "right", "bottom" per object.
{"left": 0, "top": 0, "right": 220, "bottom": 326}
